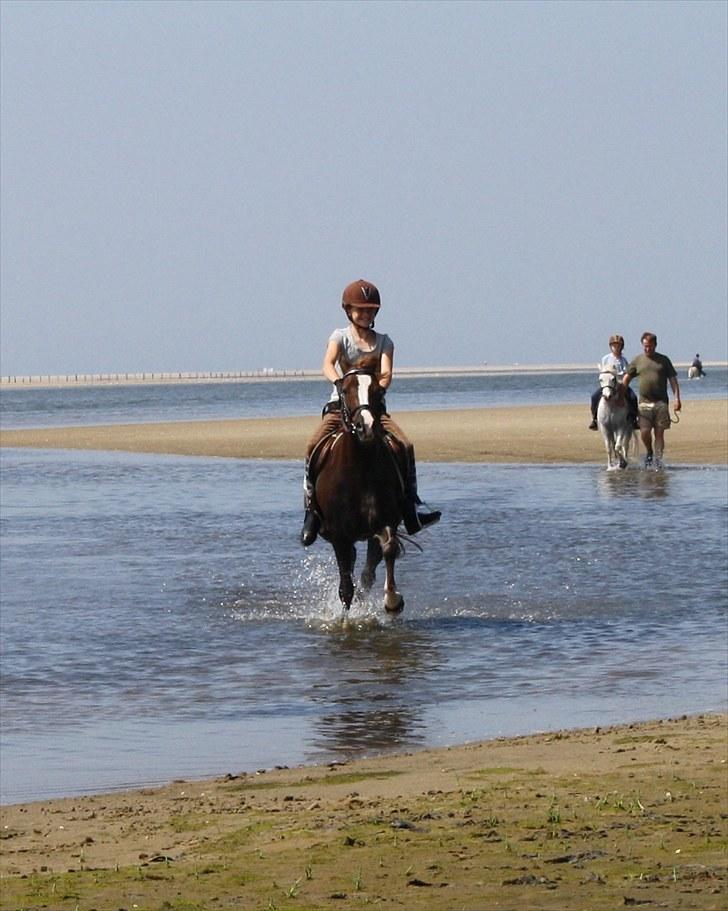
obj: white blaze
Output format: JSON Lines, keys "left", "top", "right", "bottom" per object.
{"left": 357, "top": 374, "right": 374, "bottom": 431}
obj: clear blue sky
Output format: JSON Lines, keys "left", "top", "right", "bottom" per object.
{"left": 1, "top": 0, "right": 726, "bottom": 375}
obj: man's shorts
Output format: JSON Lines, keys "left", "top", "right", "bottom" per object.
{"left": 638, "top": 400, "right": 671, "bottom": 430}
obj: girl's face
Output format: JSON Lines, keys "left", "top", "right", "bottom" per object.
{"left": 349, "top": 307, "right": 376, "bottom": 328}
{"left": 610, "top": 342, "right": 624, "bottom": 355}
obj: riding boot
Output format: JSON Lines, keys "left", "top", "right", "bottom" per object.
{"left": 402, "top": 498, "right": 441, "bottom": 535}
{"left": 300, "top": 461, "right": 320, "bottom": 546}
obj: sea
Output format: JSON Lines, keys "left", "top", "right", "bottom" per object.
{"left": 1, "top": 368, "right": 727, "bottom": 804}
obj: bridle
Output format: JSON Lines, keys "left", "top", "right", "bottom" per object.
{"left": 336, "top": 369, "right": 380, "bottom": 435}
{"left": 599, "top": 369, "right": 619, "bottom": 399}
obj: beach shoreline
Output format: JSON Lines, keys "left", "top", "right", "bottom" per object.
{"left": 1, "top": 713, "right": 725, "bottom": 909}
{"left": 2, "top": 399, "right": 726, "bottom": 464}
{"left": 2, "top": 361, "right": 726, "bottom": 388}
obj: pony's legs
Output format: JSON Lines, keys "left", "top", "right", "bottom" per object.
{"left": 360, "top": 536, "right": 403, "bottom": 613}
{"left": 600, "top": 425, "right": 617, "bottom": 470}
{"left": 379, "top": 528, "right": 404, "bottom": 614}
{"left": 333, "top": 541, "right": 356, "bottom": 610}
{"left": 360, "top": 538, "right": 383, "bottom": 591}
{"left": 615, "top": 425, "right": 632, "bottom": 469}
{"left": 383, "top": 552, "right": 404, "bottom": 614}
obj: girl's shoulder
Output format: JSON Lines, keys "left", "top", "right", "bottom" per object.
{"left": 328, "top": 326, "right": 349, "bottom": 344}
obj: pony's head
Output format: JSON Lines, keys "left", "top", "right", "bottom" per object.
{"left": 599, "top": 367, "right": 618, "bottom": 399}
{"left": 337, "top": 369, "right": 384, "bottom": 443}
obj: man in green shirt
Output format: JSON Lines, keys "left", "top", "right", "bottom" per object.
{"left": 622, "top": 332, "right": 682, "bottom": 469}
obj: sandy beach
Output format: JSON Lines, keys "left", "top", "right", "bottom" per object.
{"left": 1, "top": 714, "right": 725, "bottom": 909}
{"left": 1, "top": 399, "right": 726, "bottom": 463}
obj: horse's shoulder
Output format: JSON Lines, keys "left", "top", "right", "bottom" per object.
{"left": 310, "top": 431, "right": 343, "bottom": 473}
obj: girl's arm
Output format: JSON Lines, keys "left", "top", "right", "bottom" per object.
{"left": 322, "top": 338, "right": 341, "bottom": 384}
{"left": 379, "top": 348, "right": 393, "bottom": 391}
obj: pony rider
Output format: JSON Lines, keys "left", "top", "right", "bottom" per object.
{"left": 300, "top": 279, "right": 441, "bottom": 546}
{"left": 588, "top": 334, "right": 639, "bottom": 431}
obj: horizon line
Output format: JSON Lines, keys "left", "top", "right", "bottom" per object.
{"left": 2, "top": 360, "right": 726, "bottom": 390}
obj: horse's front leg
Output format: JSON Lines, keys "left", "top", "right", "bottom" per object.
{"left": 333, "top": 540, "right": 356, "bottom": 611}
{"left": 615, "top": 431, "right": 628, "bottom": 469}
{"left": 379, "top": 528, "right": 404, "bottom": 614}
{"left": 360, "top": 538, "right": 382, "bottom": 592}
{"left": 603, "top": 430, "right": 617, "bottom": 470}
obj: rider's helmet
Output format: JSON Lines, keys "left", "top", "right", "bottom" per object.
{"left": 342, "top": 280, "right": 380, "bottom": 318}
{"left": 609, "top": 334, "right": 625, "bottom": 347}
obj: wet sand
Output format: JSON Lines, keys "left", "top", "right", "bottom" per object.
{"left": 1, "top": 714, "right": 725, "bottom": 909}
{"left": 1, "top": 399, "right": 726, "bottom": 463}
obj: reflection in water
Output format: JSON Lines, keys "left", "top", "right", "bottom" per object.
{"left": 306, "top": 623, "right": 440, "bottom": 760}
{"left": 597, "top": 467, "right": 671, "bottom": 501}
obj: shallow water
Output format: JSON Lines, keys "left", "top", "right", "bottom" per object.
{"left": 1, "top": 367, "right": 726, "bottom": 428}
{"left": 1, "top": 449, "right": 725, "bottom": 803}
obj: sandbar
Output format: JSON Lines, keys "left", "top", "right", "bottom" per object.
{"left": 1, "top": 400, "right": 726, "bottom": 463}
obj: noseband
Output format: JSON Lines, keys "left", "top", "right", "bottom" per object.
{"left": 336, "top": 369, "right": 380, "bottom": 434}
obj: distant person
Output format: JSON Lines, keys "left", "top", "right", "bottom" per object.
{"left": 588, "top": 335, "right": 639, "bottom": 430}
{"left": 622, "top": 332, "right": 682, "bottom": 469}
{"left": 691, "top": 354, "right": 706, "bottom": 377}
{"left": 300, "top": 279, "right": 440, "bottom": 546}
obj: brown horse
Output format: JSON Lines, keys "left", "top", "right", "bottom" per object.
{"left": 312, "top": 369, "right": 406, "bottom": 614}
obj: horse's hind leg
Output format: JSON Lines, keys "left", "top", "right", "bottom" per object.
{"left": 333, "top": 541, "right": 356, "bottom": 611}
{"left": 360, "top": 538, "right": 382, "bottom": 592}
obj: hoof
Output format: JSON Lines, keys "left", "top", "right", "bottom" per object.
{"left": 384, "top": 593, "right": 404, "bottom": 614}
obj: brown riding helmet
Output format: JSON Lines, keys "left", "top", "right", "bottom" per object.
{"left": 609, "top": 334, "right": 625, "bottom": 347}
{"left": 341, "top": 279, "right": 381, "bottom": 311}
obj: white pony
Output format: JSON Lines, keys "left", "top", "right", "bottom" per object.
{"left": 597, "top": 367, "right": 634, "bottom": 470}
{"left": 687, "top": 365, "right": 704, "bottom": 379}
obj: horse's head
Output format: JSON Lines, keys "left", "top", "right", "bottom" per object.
{"left": 599, "top": 368, "right": 618, "bottom": 400}
{"left": 337, "top": 369, "right": 384, "bottom": 443}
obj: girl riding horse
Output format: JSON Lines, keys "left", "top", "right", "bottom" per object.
{"left": 300, "top": 279, "right": 441, "bottom": 546}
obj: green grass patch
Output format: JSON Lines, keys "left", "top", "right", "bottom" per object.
{"left": 223, "top": 768, "right": 402, "bottom": 793}
{"left": 465, "top": 766, "right": 523, "bottom": 777}
{"left": 168, "top": 813, "right": 212, "bottom": 833}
